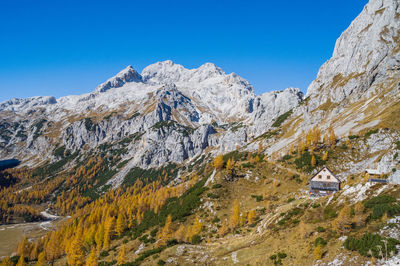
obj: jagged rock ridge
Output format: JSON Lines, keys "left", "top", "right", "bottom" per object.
{"left": 0, "top": 61, "right": 303, "bottom": 173}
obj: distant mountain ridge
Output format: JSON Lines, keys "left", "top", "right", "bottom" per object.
{"left": 0, "top": 61, "right": 303, "bottom": 173}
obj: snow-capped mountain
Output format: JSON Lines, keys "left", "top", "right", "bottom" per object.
{"left": 0, "top": 61, "right": 303, "bottom": 170}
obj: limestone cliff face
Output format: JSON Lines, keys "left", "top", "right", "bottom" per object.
{"left": 307, "top": 0, "right": 400, "bottom": 108}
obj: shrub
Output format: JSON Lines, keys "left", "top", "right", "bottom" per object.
{"left": 269, "top": 251, "right": 287, "bottom": 265}
{"left": 396, "top": 141, "right": 400, "bottom": 150}
{"left": 277, "top": 252, "right": 287, "bottom": 259}
{"left": 364, "top": 195, "right": 396, "bottom": 208}
{"left": 157, "top": 260, "right": 166, "bottom": 265}
{"left": 150, "top": 228, "right": 158, "bottom": 237}
{"left": 348, "top": 135, "right": 359, "bottom": 140}
{"left": 191, "top": 234, "right": 201, "bottom": 244}
{"left": 294, "top": 151, "right": 323, "bottom": 172}
{"left": 242, "top": 162, "right": 255, "bottom": 168}
{"left": 291, "top": 174, "right": 302, "bottom": 184}
{"left": 212, "top": 217, "right": 220, "bottom": 223}
{"left": 100, "top": 251, "right": 109, "bottom": 257}
{"left": 212, "top": 184, "right": 222, "bottom": 189}
{"left": 207, "top": 193, "right": 220, "bottom": 199}
{"left": 344, "top": 233, "right": 400, "bottom": 258}
{"left": 316, "top": 226, "right": 326, "bottom": 232}
{"left": 251, "top": 195, "right": 263, "bottom": 202}
{"left": 365, "top": 129, "right": 379, "bottom": 138}
{"left": 280, "top": 155, "right": 292, "bottom": 161}
{"left": 53, "top": 146, "right": 66, "bottom": 157}
{"left": 315, "top": 237, "right": 327, "bottom": 247}
{"left": 287, "top": 198, "right": 295, "bottom": 203}
{"left": 166, "top": 239, "right": 178, "bottom": 246}
{"left": 363, "top": 195, "right": 400, "bottom": 219}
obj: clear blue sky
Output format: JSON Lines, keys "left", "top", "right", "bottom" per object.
{"left": 0, "top": 0, "right": 367, "bottom": 102}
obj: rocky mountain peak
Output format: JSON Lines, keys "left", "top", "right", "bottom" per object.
{"left": 95, "top": 65, "right": 142, "bottom": 93}
{"left": 141, "top": 60, "right": 187, "bottom": 84}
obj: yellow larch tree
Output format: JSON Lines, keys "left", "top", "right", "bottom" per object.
{"left": 185, "top": 225, "right": 193, "bottom": 243}
{"left": 353, "top": 202, "right": 367, "bottom": 227}
{"left": 116, "top": 213, "right": 127, "bottom": 236}
{"left": 175, "top": 224, "right": 186, "bottom": 243}
{"left": 226, "top": 158, "right": 234, "bottom": 176}
{"left": 322, "top": 151, "right": 328, "bottom": 161}
{"left": 323, "top": 134, "right": 329, "bottom": 146}
{"left": 67, "top": 234, "right": 85, "bottom": 266}
{"left": 105, "top": 216, "right": 116, "bottom": 238}
{"left": 218, "top": 219, "right": 228, "bottom": 237}
{"left": 103, "top": 216, "right": 115, "bottom": 250}
{"left": 46, "top": 231, "right": 60, "bottom": 264}
{"left": 229, "top": 199, "right": 240, "bottom": 230}
{"left": 16, "top": 253, "right": 25, "bottom": 266}
{"left": 158, "top": 214, "right": 172, "bottom": 246}
{"left": 213, "top": 155, "right": 224, "bottom": 170}
{"left": 95, "top": 224, "right": 104, "bottom": 253}
{"left": 29, "top": 242, "right": 39, "bottom": 261}
{"left": 86, "top": 247, "right": 98, "bottom": 266}
{"left": 117, "top": 245, "right": 127, "bottom": 266}
{"left": 191, "top": 216, "right": 203, "bottom": 237}
{"left": 17, "top": 237, "right": 28, "bottom": 256}
{"left": 1, "top": 257, "right": 13, "bottom": 266}
{"left": 103, "top": 228, "right": 110, "bottom": 251}
{"left": 84, "top": 224, "right": 96, "bottom": 248}
{"left": 36, "top": 252, "right": 45, "bottom": 266}
{"left": 247, "top": 210, "right": 257, "bottom": 225}
{"left": 332, "top": 206, "right": 352, "bottom": 235}
{"left": 311, "top": 155, "right": 316, "bottom": 167}
{"left": 314, "top": 244, "right": 323, "bottom": 260}
{"left": 328, "top": 126, "right": 337, "bottom": 148}
{"left": 381, "top": 213, "right": 389, "bottom": 223}
{"left": 364, "top": 172, "right": 370, "bottom": 183}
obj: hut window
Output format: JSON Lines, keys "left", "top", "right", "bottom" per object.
{"left": 327, "top": 175, "right": 330, "bottom": 179}
{"left": 318, "top": 175, "right": 322, "bottom": 179}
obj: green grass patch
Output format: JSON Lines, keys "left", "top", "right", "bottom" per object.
{"left": 272, "top": 110, "right": 293, "bottom": 127}
{"left": 364, "top": 129, "right": 379, "bottom": 138}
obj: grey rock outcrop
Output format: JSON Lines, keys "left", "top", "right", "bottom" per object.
{"left": 307, "top": 0, "right": 400, "bottom": 107}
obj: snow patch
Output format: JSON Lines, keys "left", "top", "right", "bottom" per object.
{"left": 231, "top": 252, "right": 239, "bottom": 264}
{"left": 205, "top": 169, "right": 216, "bottom": 186}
